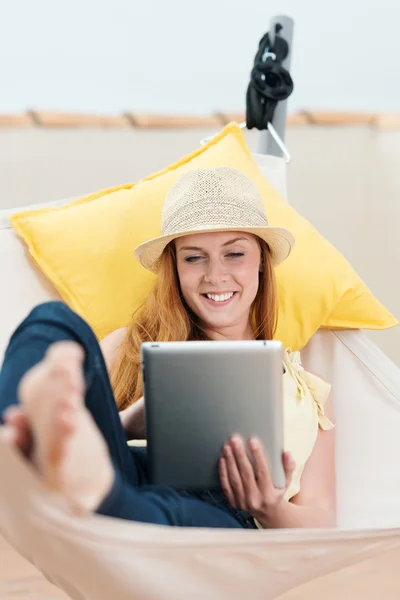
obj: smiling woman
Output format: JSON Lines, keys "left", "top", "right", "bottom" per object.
{"left": 108, "top": 166, "right": 335, "bottom": 528}
{"left": 1, "top": 166, "right": 335, "bottom": 533}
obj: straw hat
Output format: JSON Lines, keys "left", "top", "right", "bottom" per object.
{"left": 134, "top": 166, "right": 295, "bottom": 273}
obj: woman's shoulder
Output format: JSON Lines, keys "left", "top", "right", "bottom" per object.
{"left": 99, "top": 327, "right": 128, "bottom": 372}
{"left": 283, "top": 347, "right": 330, "bottom": 394}
{"left": 101, "top": 327, "right": 127, "bottom": 344}
{"left": 283, "top": 348, "right": 333, "bottom": 430}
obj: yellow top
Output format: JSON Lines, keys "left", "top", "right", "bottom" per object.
{"left": 282, "top": 348, "right": 334, "bottom": 502}
{"left": 254, "top": 349, "right": 333, "bottom": 529}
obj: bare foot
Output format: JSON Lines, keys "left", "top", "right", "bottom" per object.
{"left": 18, "top": 341, "right": 114, "bottom": 513}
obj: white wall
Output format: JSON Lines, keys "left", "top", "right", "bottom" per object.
{"left": 2, "top": 0, "right": 399, "bottom": 114}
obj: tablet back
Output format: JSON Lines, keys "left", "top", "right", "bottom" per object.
{"left": 141, "top": 340, "right": 285, "bottom": 490}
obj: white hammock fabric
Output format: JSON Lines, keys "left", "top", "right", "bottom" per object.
{"left": 0, "top": 154, "right": 400, "bottom": 599}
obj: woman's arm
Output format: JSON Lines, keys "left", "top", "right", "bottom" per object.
{"left": 99, "top": 328, "right": 146, "bottom": 439}
{"left": 99, "top": 328, "right": 127, "bottom": 374}
{"left": 281, "top": 395, "right": 336, "bottom": 527}
{"left": 119, "top": 397, "right": 146, "bottom": 440}
{"left": 219, "top": 395, "right": 336, "bottom": 529}
{"left": 266, "top": 400, "right": 336, "bottom": 528}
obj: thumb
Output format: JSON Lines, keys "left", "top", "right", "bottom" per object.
{"left": 283, "top": 451, "right": 296, "bottom": 489}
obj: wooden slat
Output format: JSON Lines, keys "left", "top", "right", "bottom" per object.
{"left": 0, "top": 113, "right": 35, "bottom": 127}
{"left": 28, "top": 111, "right": 132, "bottom": 128}
{"left": 1, "top": 110, "right": 398, "bottom": 130}
{"left": 0, "top": 535, "right": 68, "bottom": 598}
{"left": 287, "top": 112, "right": 310, "bottom": 125}
{"left": 299, "top": 111, "right": 375, "bottom": 125}
{"left": 125, "top": 113, "right": 222, "bottom": 128}
{"left": 372, "top": 113, "right": 400, "bottom": 130}
{"left": 214, "top": 112, "right": 246, "bottom": 125}
{"left": 215, "top": 112, "right": 310, "bottom": 126}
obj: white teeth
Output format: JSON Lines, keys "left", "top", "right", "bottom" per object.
{"left": 206, "top": 292, "right": 234, "bottom": 302}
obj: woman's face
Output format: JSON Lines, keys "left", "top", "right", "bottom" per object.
{"left": 175, "top": 231, "right": 262, "bottom": 340}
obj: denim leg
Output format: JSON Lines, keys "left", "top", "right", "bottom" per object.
{"left": 96, "top": 475, "right": 250, "bottom": 528}
{"left": 0, "top": 301, "right": 144, "bottom": 486}
{"left": 0, "top": 302, "right": 252, "bottom": 528}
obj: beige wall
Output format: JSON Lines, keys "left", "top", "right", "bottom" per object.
{"left": 286, "top": 126, "right": 400, "bottom": 365}
{"left": 1, "top": 125, "right": 399, "bottom": 363}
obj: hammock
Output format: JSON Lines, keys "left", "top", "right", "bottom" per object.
{"left": 0, "top": 153, "right": 400, "bottom": 599}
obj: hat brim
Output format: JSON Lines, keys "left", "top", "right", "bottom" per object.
{"left": 134, "top": 226, "right": 295, "bottom": 273}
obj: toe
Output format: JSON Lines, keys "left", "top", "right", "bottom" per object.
{"left": 46, "top": 342, "right": 86, "bottom": 394}
{"left": 46, "top": 341, "right": 85, "bottom": 364}
{"left": 2, "top": 407, "right": 33, "bottom": 456}
{"left": 57, "top": 399, "right": 77, "bottom": 434}
{"left": 3, "top": 404, "right": 24, "bottom": 423}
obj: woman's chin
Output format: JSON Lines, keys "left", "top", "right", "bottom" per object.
{"left": 187, "top": 295, "right": 250, "bottom": 335}
{"left": 199, "top": 312, "right": 242, "bottom": 334}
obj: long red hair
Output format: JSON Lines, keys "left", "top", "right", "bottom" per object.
{"left": 111, "top": 239, "right": 277, "bottom": 410}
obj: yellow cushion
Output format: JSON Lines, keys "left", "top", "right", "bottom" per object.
{"left": 10, "top": 123, "right": 397, "bottom": 349}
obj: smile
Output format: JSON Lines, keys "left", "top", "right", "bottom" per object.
{"left": 202, "top": 292, "right": 237, "bottom": 304}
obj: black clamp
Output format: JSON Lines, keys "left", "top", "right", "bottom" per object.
{"left": 246, "top": 24, "right": 294, "bottom": 131}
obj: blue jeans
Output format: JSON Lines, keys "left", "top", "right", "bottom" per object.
{"left": 0, "top": 302, "right": 256, "bottom": 529}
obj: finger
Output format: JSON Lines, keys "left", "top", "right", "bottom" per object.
{"left": 231, "top": 436, "right": 259, "bottom": 500}
{"left": 219, "top": 457, "right": 237, "bottom": 508}
{"left": 223, "top": 442, "right": 246, "bottom": 509}
{"left": 283, "top": 451, "right": 296, "bottom": 489}
{"left": 249, "top": 437, "right": 274, "bottom": 496}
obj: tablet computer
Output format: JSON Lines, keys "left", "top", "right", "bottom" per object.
{"left": 141, "top": 340, "right": 285, "bottom": 491}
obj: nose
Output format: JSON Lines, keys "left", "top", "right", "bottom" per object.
{"left": 203, "top": 258, "right": 228, "bottom": 285}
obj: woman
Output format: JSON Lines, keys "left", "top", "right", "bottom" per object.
{"left": 0, "top": 166, "right": 335, "bottom": 530}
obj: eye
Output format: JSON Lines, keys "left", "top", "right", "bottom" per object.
{"left": 226, "top": 252, "right": 244, "bottom": 259}
{"left": 184, "top": 255, "right": 203, "bottom": 263}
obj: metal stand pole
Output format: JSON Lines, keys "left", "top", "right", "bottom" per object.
{"left": 258, "top": 15, "right": 294, "bottom": 156}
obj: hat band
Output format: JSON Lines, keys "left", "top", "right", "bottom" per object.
{"left": 162, "top": 198, "right": 268, "bottom": 236}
